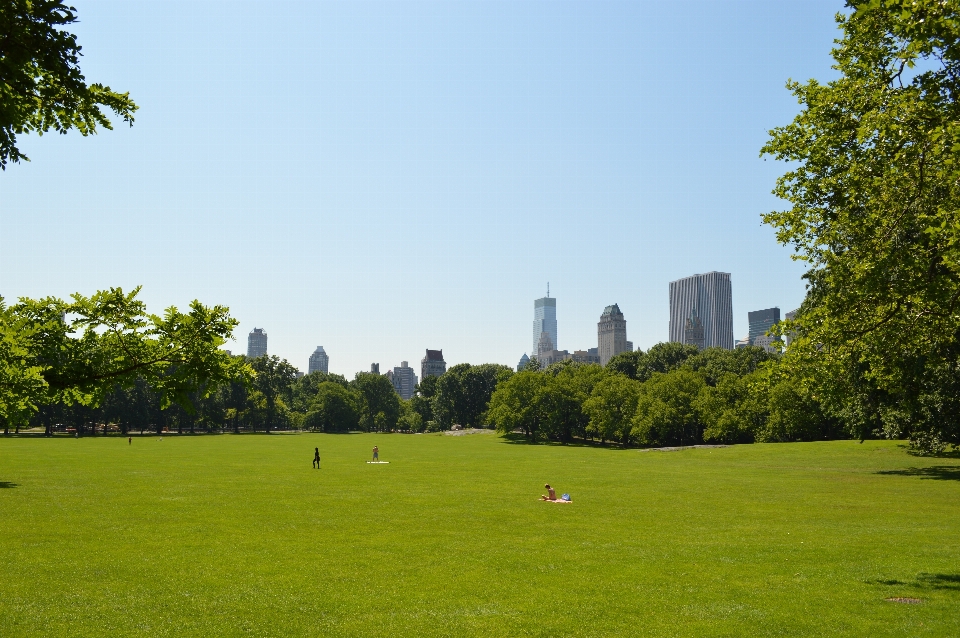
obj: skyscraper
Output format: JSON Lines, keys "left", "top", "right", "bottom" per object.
{"left": 532, "top": 290, "right": 558, "bottom": 356}
{"left": 390, "top": 361, "right": 418, "bottom": 400}
{"left": 247, "top": 328, "right": 268, "bottom": 358}
{"left": 308, "top": 346, "right": 329, "bottom": 374}
{"left": 421, "top": 349, "right": 446, "bottom": 379}
{"left": 597, "top": 304, "right": 628, "bottom": 366}
{"left": 748, "top": 307, "right": 781, "bottom": 344}
{"left": 668, "top": 272, "right": 734, "bottom": 350}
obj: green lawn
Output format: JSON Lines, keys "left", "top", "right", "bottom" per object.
{"left": 1, "top": 433, "right": 959, "bottom": 636}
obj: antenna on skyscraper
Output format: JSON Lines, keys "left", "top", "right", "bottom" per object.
{"left": 547, "top": 282, "right": 550, "bottom": 297}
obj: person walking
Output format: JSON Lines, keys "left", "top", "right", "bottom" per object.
{"left": 372, "top": 445, "right": 379, "bottom": 462}
{"left": 128, "top": 437, "right": 132, "bottom": 445}
{"left": 313, "top": 447, "right": 321, "bottom": 469}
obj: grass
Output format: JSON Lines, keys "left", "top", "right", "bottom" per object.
{"left": 1, "top": 433, "right": 959, "bottom": 637}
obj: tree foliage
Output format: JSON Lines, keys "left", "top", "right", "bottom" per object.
{"left": 352, "top": 372, "right": 400, "bottom": 432}
{"left": 0, "top": 0, "right": 137, "bottom": 167}
{"left": 0, "top": 287, "right": 248, "bottom": 431}
{"left": 762, "top": 0, "right": 960, "bottom": 451}
{"left": 432, "top": 363, "right": 513, "bottom": 429}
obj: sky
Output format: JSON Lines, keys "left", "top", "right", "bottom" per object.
{"left": 0, "top": 0, "right": 846, "bottom": 377}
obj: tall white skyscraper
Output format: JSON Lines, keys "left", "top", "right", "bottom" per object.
{"left": 532, "top": 289, "right": 558, "bottom": 355}
{"left": 668, "top": 272, "right": 734, "bottom": 350}
{"left": 308, "top": 346, "right": 329, "bottom": 374}
{"left": 247, "top": 328, "right": 268, "bottom": 358}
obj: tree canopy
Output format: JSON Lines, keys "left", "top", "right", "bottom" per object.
{"left": 0, "top": 287, "right": 248, "bottom": 431}
{"left": 0, "top": 0, "right": 137, "bottom": 167}
{"left": 762, "top": 0, "right": 960, "bottom": 452}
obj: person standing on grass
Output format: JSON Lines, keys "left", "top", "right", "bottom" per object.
{"left": 372, "top": 445, "right": 379, "bottom": 462}
{"left": 313, "top": 447, "right": 321, "bottom": 469}
{"left": 128, "top": 437, "right": 132, "bottom": 445}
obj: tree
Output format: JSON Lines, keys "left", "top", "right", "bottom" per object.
{"left": 631, "top": 370, "right": 706, "bottom": 447}
{"left": 0, "top": 287, "right": 249, "bottom": 433}
{"left": 607, "top": 343, "right": 700, "bottom": 382}
{"left": 697, "top": 372, "right": 766, "bottom": 444}
{"left": 397, "top": 400, "right": 425, "bottom": 432}
{"left": 249, "top": 355, "right": 298, "bottom": 432}
{"left": 290, "top": 371, "right": 349, "bottom": 413}
{"left": 305, "top": 382, "right": 360, "bottom": 432}
{"left": 488, "top": 371, "right": 550, "bottom": 439}
{"left": 351, "top": 372, "right": 400, "bottom": 432}
{"left": 583, "top": 375, "right": 643, "bottom": 444}
{"left": 760, "top": 379, "right": 832, "bottom": 443}
{"left": 409, "top": 376, "right": 436, "bottom": 426}
{"left": 683, "top": 346, "right": 778, "bottom": 386}
{"left": 540, "top": 361, "right": 608, "bottom": 442}
{"left": 605, "top": 350, "right": 645, "bottom": 379}
{"left": 762, "top": 1, "right": 960, "bottom": 450}
{"left": 433, "top": 363, "right": 513, "bottom": 429}
{"left": 0, "top": 1, "right": 138, "bottom": 168}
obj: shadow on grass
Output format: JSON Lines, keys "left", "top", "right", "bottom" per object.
{"left": 900, "top": 443, "right": 960, "bottom": 459}
{"left": 876, "top": 466, "right": 960, "bottom": 482}
{"left": 0, "top": 481, "right": 19, "bottom": 488}
{"left": 497, "top": 433, "right": 631, "bottom": 449}
{"left": 873, "top": 574, "right": 960, "bottom": 591}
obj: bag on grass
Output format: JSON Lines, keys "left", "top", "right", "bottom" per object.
{"left": 561, "top": 493, "right": 571, "bottom": 501}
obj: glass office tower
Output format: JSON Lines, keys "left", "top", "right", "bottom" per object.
{"left": 532, "top": 296, "right": 558, "bottom": 356}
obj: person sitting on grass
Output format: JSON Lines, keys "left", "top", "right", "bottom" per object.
{"left": 541, "top": 484, "right": 557, "bottom": 501}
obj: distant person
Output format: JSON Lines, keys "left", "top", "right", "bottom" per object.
{"left": 313, "top": 447, "right": 321, "bottom": 469}
{"left": 540, "top": 484, "right": 557, "bottom": 501}
{"left": 372, "top": 445, "right": 379, "bottom": 462}
{"left": 128, "top": 437, "right": 132, "bottom": 445}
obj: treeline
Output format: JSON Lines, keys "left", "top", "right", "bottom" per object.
{"left": 489, "top": 343, "right": 844, "bottom": 446}
{"left": 24, "top": 356, "right": 516, "bottom": 436}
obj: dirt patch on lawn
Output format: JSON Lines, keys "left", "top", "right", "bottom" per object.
{"left": 444, "top": 428, "right": 493, "bottom": 436}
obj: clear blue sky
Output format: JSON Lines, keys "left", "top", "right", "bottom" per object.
{"left": 1, "top": 0, "right": 844, "bottom": 377}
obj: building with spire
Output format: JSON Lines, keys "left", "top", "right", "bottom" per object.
{"left": 683, "top": 312, "right": 705, "bottom": 349}
{"left": 247, "top": 328, "right": 268, "bottom": 359}
{"left": 308, "top": 346, "right": 329, "bottom": 374}
{"left": 598, "top": 304, "right": 628, "bottom": 366}
{"left": 532, "top": 285, "right": 558, "bottom": 357}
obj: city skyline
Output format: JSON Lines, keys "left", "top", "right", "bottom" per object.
{"left": 250, "top": 276, "right": 793, "bottom": 376}
{"left": 1, "top": 0, "right": 833, "bottom": 376}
